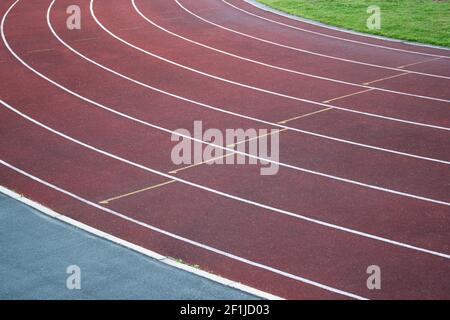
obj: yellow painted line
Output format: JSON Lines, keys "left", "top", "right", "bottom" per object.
{"left": 119, "top": 26, "right": 143, "bottom": 31}
{"left": 226, "top": 128, "right": 287, "bottom": 148}
{"left": 398, "top": 57, "right": 441, "bottom": 69}
{"left": 99, "top": 180, "right": 176, "bottom": 204}
{"left": 100, "top": 128, "right": 286, "bottom": 201}
{"left": 101, "top": 108, "right": 326, "bottom": 202}
{"left": 322, "top": 89, "right": 374, "bottom": 104}
{"left": 277, "top": 107, "right": 333, "bottom": 124}
{"left": 26, "top": 48, "right": 55, "bottom": 54}
{"left": 71, "top": 37, "right": 98, "bottom": 43}
{"left": 363, "top": 73, "right": 409, "bottom": 85}
{"left": 168, "top": 154, "right": 234, "bottom": 174}
{"left": 96, "top": 89, "right": 375, "bottom": 204}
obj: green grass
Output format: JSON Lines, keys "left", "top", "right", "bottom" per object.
{"left": 256, "top": 0, "right": 450, "bottom": 47}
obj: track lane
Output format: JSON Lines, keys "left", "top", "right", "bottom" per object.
{"left": 177, "top": 0, "right": 450, "bottom": 82}
{"left": 139, "top": 0, "right": 394, "bottom": 85}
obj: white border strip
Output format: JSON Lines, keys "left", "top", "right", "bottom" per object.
{"left": 0, "top": 185, "right": 282, "bottom": 300}
{"left": 244, "top": 0, "right": 450, "bottom": 52}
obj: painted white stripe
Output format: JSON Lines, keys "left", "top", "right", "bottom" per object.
{"left": 3, "top": 0, "right": 449, "bottom": 206}
{"left": 1, "top": 97, "right": 450, "bottom": 262}
{"left": 90, "top": 0, "right": 450, "bottom": 131}
{"left": 130, "top": 0, "right": 450, "bottom": 104}
{"left": 47, "top": 1, "right": 450, "bottom": 165}
{"left": 234, "top": 0, "right": 450, "bottom": 58}
{"left": 176, "top": 0, "right": 450, "bottom": 81}
{"left": 0, "top": 186, "right": 282, "bottom": 300}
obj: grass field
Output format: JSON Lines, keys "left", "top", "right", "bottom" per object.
{"left": 256, "top": 0, "right": 450, "bottom": 47}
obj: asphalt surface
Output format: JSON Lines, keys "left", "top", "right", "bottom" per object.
{"left": 0, "top": 193, "right": 258, "bottom": 300}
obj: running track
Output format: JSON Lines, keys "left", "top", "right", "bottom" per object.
{"left": 1, "top": 0, "right": 449, "bottom": 300}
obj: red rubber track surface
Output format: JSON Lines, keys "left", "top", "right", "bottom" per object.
{"left": 1, "top": 0, "right": 449, "bottom": 299}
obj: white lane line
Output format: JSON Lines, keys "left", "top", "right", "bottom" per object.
{"left": 175, "top": 0, "right": 450, "bottom": 81}
{"left": 91, "top": 0, "right": 450, "bottom": 131}
{"left": 131, "top": 0, "right": 448, "bottom": 104}
{"left": 0, "top": 186, "right": 282, "bottom": 300}
{"left": 43, "top": 2, "right": 450, "bottom": 164}
{"left": 1, "top": 96, "right": 449, "bottom": 262}
{"left": 0, "top": 166, "right": 360, "bottom": 300}
{"left": 4, "top": 0, "right": 450, "bottom": 206}
{"left": 233, "top": 0, "right": 450, "bottom": 59}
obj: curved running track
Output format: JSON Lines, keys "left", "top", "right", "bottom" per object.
{"left": 1, "top": 0, "right": 449, "bottom": 299}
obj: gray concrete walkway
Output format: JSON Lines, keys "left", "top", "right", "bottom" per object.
{"left": 0, "top": 193, "right": 258, "bottom": 300}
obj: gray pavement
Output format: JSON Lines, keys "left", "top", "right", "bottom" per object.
{"left": 0, "top": 192, "right": 258, "bottom": 300}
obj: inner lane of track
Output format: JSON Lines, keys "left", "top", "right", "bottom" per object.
{"left": 1, "top": 0, "right": 449, "bottom": 299}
